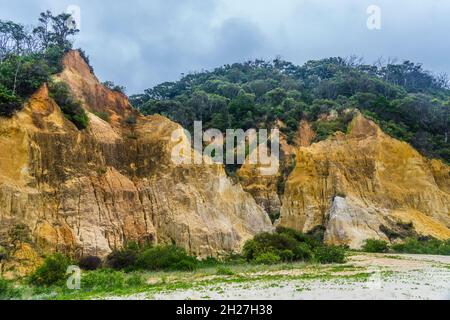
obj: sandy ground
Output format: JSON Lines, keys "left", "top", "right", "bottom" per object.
{"left": 107, "top": 254, "right": 450, "bottom": 300}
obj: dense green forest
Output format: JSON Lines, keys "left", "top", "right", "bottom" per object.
{"left": 0, "top": 11, "right": 90, "bottom": 128}
{"left": 131, "top": 57, "right": 450, "bottom": 163}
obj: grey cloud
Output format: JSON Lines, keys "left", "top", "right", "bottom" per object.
{"left": 1, "top": 0, "right": 449, "bottom": 94}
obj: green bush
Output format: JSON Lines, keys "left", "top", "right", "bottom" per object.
{"left": 276, "top": 226, "right": 322, "bottom": 249}
{"left": 102, "top": 81, "right": 126, "bottom": 94}
{"left": 293, "top": 243, "right": 313, "bottom": 261}
{"left": 171, "top": 259, "right": 197, "bottom": 272}
{"left": 106, "top": 243, "right": 198, "bottom": 272}
{"left": 77, "top": 49, "right": 94, "bottom": 73}
{"left": 279, "top": 249, "right": 294, "bottom": 262}
{"left": 312, "top": 119, "right": 349, "bottom": 142}
{"left": 135, "top": 245, "right": 198, "bottom": 271}
{"left": 48, "top": 81, "right": 89, "bottom": 129}
{"left": 0, "top": 55, "right": 51, "bottom": 99}
{"left": 28, "top": 253, "right": 73, "bottom": 286}
{"left": 78, "top": 256, "right": 102, "bottom": 270}
{"left": 125, "top": 274, "right": 145, "bottom": 287}
{"left": 362, "top": 239, "right": 389, "bottom": 253}
{"left": 199, "top": 256, "right": 221, "bottom": 268}
{"left": 243, "top": 227, "right": 325, "bottom": 264}
{"left": 222, "top": 252, "right": 246, "bottom": 265}
{"left": 0, "top": 85, "right": 22, "bottom": 117}
{"left": 0, "top": 278, "right": 21, "bottom": 300}
{"left": 243, "top": 232, "right": 299, "bottom": 261}
{"left": 254, "top": 252, "right": 281, "bottom": 265}
{"left": 313, "top": 246, "right": 346, "bottom": 264}
{"left": 391, "top": 238, "right": 450, "bottom": 255}
{"left": 105, "top": 243, "right": 140, "bottom": 270}
{"left": 216, "top": 266, "right": 235, "bottom": 275}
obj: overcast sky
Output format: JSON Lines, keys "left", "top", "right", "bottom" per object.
{"left": 1, "top": 0, "right": 449, "bottom": 94}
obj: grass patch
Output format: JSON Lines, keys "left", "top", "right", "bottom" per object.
{"left": 360, "top": 237, "right": 450, "bottom": 255}
{"left": 0, "top": 278, "right": 22, "bottom": 300}
{"left": 391, "top": 238, "right": 450, "bottom": 255}
{"left": 362, "top": 239, "right": 389, "bottom": 253}
{"left": 216, "top": 266, "right": 235, "bottom": 276}
{"left": 7, "top": 258, "right": 391, "bottom": 300}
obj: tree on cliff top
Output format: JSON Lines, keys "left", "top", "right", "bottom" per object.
{"left": 32, "top": 11, "right": 79, "bottom": 51}
{"left": 132, "top": 57, "right": 450, "bottom": 164}
{"left": 0, "top": 11, "right": 84, "bottom": 123}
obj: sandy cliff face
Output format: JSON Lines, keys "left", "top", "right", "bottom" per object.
{"left": 0, "top": 51, "right": 272, "bottom": 276}
{"left": 237, "top": 119, "right": 316, "bottom": 219}
{"left": 279, "top": 114, "right": 450, "bottom": 248}
{"left": 1, "top": 51, "right": 448, "bottom": 277}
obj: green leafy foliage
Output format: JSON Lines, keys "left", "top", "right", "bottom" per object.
{"left": 135, "top": 245, "right": 197, "bottom": 271}
{"left": 313, "top": 246, "right": 346, "bottom": 264}
{"left": 78, "top": 256, "right": 102, "bottom": 271}
{"left": 243, "top": 227, "right": 346, "bottom": 264}
{"left": 0, "top": 84, "right": 22, "bottom": 116}
{"left": 362, "top": 239, "right": 389, "bottom": 253}
{"left": 28, "top": 253, "right": 73, "bottom": 287}
{"left": 106, "top": 242, "right": 198, "bottom": 272}
{"left": 102, "top": 80, "right": 126, "bottom": 94}
{"left": 216, "top": 266, "right": 235, "bottom": 275}
{"left": 254, "top": 252, "right": 281, "bottom": 265}
{"left": 132, "top": 57, "right": 449, "bottom": 164}
{"left": 0, "top": 278, "right": 21, "bottom": 299}
{"left": 48, "top": 81, "right": 89, "bottom": 129}
{"left": 81, "top": 269, "right": 127, "bottom": 291}
{"left": 105, "top": 242, "right": 140, "bottom": 270}
{"left": 77, "top": 49, "right": 94, "bottom": 73}
{"left": 391, "top": 238, "right": 450, "bottom": 255}
{"left": 361, "top": 237, "right": 450, "bottom": 255}
{"left": 312, "top": 118, "right": 350, "bottom": 142}
{"left": 0, "top": 12, "right": 79, "bottom": 117}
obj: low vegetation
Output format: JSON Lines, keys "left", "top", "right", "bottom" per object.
{"left": 80, "top": 269, "right": 144, "bottom": 292}
{"left": 362, "top": 237, "right": 450, "bottom": 255}
{"left": 28, "top": 253, "right": 74, "bottom": 287}
{"left": 243, "top": 227, "right": 346, "bottom": 264}
{"left": 0, "top": 228, "right": 346, "bottom": 299}
{"left": 0, "top": 278, "right": 21, "bottom": 300}
{"left": 362, "top": 239, "right": 389, "bottom": 253}
{"left": 0, "top": 11, "right": 90, "bottom": 130}
{"left": 3, "top": 232, "right": 449, "bottom": 300}
{"left": 102, "top": 80, "right": 126, "bottom": 95}
{"left": 391, "top": 238, "right": 450, "bottom": 255}
{"left": 48, "top": 81, "right": 89, "bottom": 129}
{"left": 106, "top": 243, "right": 198, "bottom": 272}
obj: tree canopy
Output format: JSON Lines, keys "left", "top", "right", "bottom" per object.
{"left": 131, "top": 57, "right": 449, "bottom": 163}
{"left": 0, "top": 11, "right": 90, "bottom": 129}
